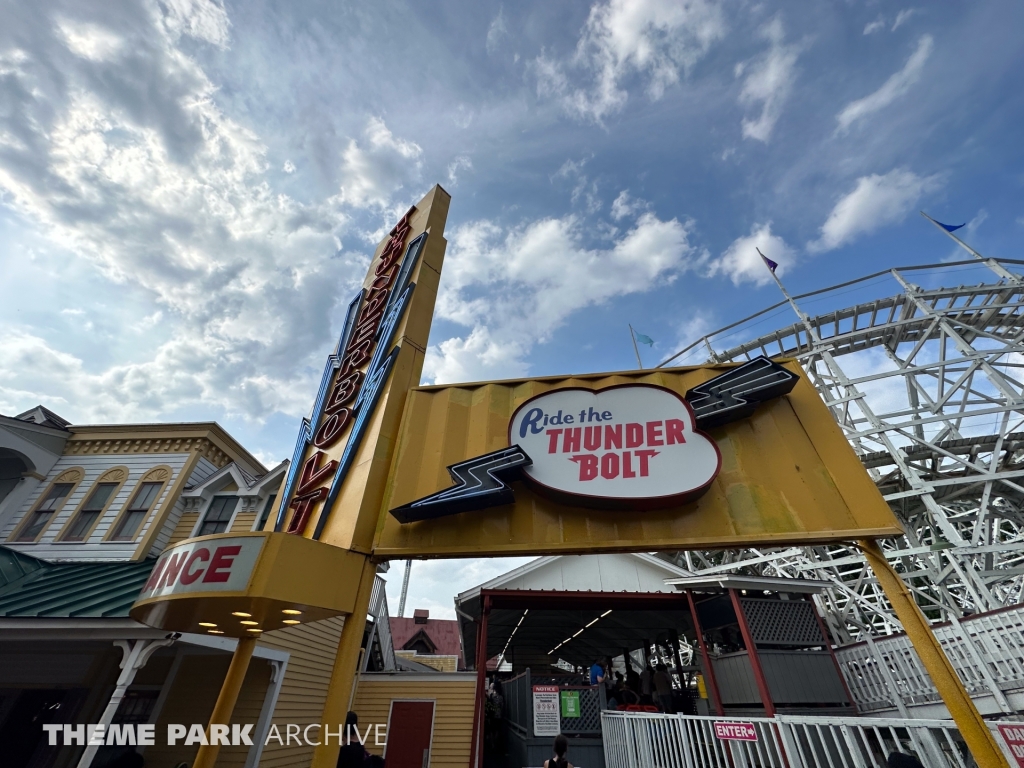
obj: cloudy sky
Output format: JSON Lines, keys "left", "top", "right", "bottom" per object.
{"left": 2, "top": 0, "right": 1023, "bottom": 616}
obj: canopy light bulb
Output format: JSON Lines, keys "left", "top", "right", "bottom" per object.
{"left": 198, "top": 622, "right": 217, "bottom": 628}
{"left": 283, "top": 619, "right": 300, "bottom": 625}
{"left": 247, "top": 628, "right": 263, "bottom": 633}
{"left": 232, "top": 611, "right": 251, "bottom": 618}
{"left": 240, "top": 620, "right": 259, "bottom": 626}
{"left": 208, "top": 630, "right": 224, "bottom": 635}
{"left": 282, "top": 609, "right": 302, "bottom": 615}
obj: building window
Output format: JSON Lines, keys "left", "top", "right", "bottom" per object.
{"left": 257, "top": 494, "right": 277, "bottom": 531}
{"left": 198, "top": 496, "right": 238, "bottom": 536}
{"left": 16, "top": 483, "right": 73, "bottom": 541}
{"left": 62, "top": 482, "right": 118, "bottom": 542}
{"left": 111, "top": 482, "right": 162, "bottom": 541}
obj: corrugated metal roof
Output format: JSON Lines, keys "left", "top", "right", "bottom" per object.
{"left": 0, "top": 557, "right": 155, "bottom": 618}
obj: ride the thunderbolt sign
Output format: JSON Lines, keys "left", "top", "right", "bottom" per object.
{"left": 390, "top": 357, "right": 798, "bottom": 522}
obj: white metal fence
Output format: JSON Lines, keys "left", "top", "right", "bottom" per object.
{"left": 835, "top": 605, "right": 1024, "bottom": 716}
{"left": 601, "top": 711, "right": 1010, "bottom": 768}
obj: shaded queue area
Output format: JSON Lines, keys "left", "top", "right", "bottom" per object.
{"left": 454, "top": 554, "right": 856, "bottom": 768}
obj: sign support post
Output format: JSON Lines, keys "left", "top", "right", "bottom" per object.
{"left": 311, "top": 557, "right": 378, "bottom": 768}
{"left": 859, "top": 538, "right": 1008, "bottom": 768}
{"left": 192, "top": 636, "right": 257, "bottom": 768}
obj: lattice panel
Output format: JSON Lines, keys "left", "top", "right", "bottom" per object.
{"left": 741, "top": 598, "right": 824, "bottom": 646}
{"left": 562, "top": 687, "right": 602, "bottom": 735}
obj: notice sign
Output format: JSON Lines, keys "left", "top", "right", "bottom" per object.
{"left": 998, "top": 724, "right": 1024, "bottom": 765}
{"left": 509, "top": 385, "right": 721, "bottom": 508}
{"left": 560, "top": 690, "right": 580, "bottom": 718}
{"left": 714, "top": 721, "right": 758, "bottom": 742}
{"left": 533, "top": 686, "right": 560, "bottom": 737}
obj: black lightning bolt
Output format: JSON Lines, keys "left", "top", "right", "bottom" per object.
{"left": 389, "top": 445, "right": 533, "bottom": 523}
{"left": 685, "top": 356, "right": 798, "bottom": 429}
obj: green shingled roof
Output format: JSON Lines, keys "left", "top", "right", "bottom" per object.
{"left": 0, "top": 551, "right": 155, "bottom": 618}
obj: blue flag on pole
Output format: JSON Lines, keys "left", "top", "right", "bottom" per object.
{"left": 762, "top": 255, "right": 778, "bottom": 273}
{"left": 635, "top": 333, "right": 654, "bottom": 346}
{"left": 937, "top": 220, "right": 965, "bottom": 233}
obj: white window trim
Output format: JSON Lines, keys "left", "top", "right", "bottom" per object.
{"left": 190, "top": 494, "right": 241, "bottom": 538}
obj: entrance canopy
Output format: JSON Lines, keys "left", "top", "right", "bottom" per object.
{"left": 456, "top": 553, "right": 694, "bottom": 669}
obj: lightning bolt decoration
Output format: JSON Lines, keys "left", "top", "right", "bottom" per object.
{"left": 685, "top": 356, "right": 798, "bottom": 429}
{"left": 389, "top": 445, "right": 532, "bottom": 523}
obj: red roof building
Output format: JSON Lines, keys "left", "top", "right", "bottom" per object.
{"left": 389, "top": 609, "right": 465, "bottom": 670}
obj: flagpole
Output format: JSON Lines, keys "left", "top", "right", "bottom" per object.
{"left": 628, "top": 324, "right": 643, "bottom": 369}
{"left": 920, "top": 211, "right": 983, "bottom": 261}
{"left": 920, "top": 211, "right": 1021, "bottom": 284}
{"left": 756, "top": 248, "right": 820, "bottom": 339}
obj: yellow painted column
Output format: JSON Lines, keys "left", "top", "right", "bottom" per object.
{"left": 311, "top": 557, "right": 378, "bottom": 768}
{"left": 858, "top": 539, "right": 1007, "bottom": 767}
{"left": 193, "top": 636, "right": 257, "bottom": 768}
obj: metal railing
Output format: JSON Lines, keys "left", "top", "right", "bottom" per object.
{"left": 835, "top": 604, "right": 1024, "bottom": 716}
{"left": 601, "top": 711, "right": 997, "bottom": 768}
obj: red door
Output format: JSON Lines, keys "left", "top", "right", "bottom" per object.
{"left": 385, "top": 700, "right": 435, "bottom": 768}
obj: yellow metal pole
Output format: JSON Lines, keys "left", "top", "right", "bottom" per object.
{"left": 193, "top": 636, "right": 257, "bottom": 768}
{"left": 311, "top": 557, "right": 378, "bottom": 768}
{"left": 858, "top": 539, "right": 1007, "bottom": 767}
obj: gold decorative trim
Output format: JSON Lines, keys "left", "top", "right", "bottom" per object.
{"left": 54, "top": 468, "right": 83, "bottom": 484}
{"left": 64, "top": 437, "right": 231, "bottom": 468}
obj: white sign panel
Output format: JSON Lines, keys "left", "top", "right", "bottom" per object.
{"left": 509, "top": 385, "right": 721, "bottom": 508}
{"left": 533, "top": 685, "right": 560, "bottom": 737}
{"left": 138, "top": 536, "right": 264, "bottom": 600}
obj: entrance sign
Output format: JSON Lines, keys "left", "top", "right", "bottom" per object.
{"left": 714, "top": 721, "right": 758, "bottom": 741}
{"left": 375, "top": 362, "right": 902, "bottom": 559}
{"left": 532, "top": 686, "right": 560, "bottom": 736}
{"left": 509, "top": 384, "right": 720, "bottom": 508}
{"left": 139, "top": 536, "right": 263, "bottom": 599}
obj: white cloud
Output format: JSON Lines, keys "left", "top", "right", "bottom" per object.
{"left": 486, "top": 6, "right": 508, "bottom": 53}
{"left": 611, "top": 190, "right": 643, "bottom": 220}
{"left": 159, "top": 0, "right": 231, "bottom": 47}
{"left": 863, "top": 17, "right": 886, "bottom": 35}
{"left": 0, "top": 0, "right": 420, "bottom": 425}
{"left": 282, "top": 159, "right": 295, "bottom": 173}
{"left": 835, "top": 35, "right": 933, "bottom": 133}
{"left": 737, "top": 17, "right": 801, "bottom": 143}
{"left": 338, "top": 117, "right": 423, "bottom": 208}
{"left": 891, "top": 9, "right": 920, "bottom": 32}
{"left": 535, "top": 0, "right": 726, "bottom": 123}
{"left": 424, "top": 211, "right": 698, "bottom": 384}
{"left": 808, "top": 169, "right": 943, "bottom": 253}
{"left": 447, "top": 155, "right": 472, "bottom": 186}
{"left": 57, "top": 20, "right": 125, "bottom": 62}
{"left": 707, "top": 222, "right": 794, "bottom": 286}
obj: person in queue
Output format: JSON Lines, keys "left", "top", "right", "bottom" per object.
{"left": 544, "top": 734, "right": 573, "bottom": 768}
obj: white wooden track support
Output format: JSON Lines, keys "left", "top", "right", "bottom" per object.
{"left": 660, "top": 256, "right": 1024, "bottom": 645}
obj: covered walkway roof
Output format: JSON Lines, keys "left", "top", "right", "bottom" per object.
{"left": 456, "top": 553, "right": 695, "bottom": 669}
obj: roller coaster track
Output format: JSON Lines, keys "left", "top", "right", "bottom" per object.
{"left": 660, "top": 256, "right": 1024, "bottom": 643}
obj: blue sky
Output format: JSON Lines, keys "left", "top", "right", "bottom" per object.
{"left": 2, "top": 0, "right": 1023, "bottom": 615}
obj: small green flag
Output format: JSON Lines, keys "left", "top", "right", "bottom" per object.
{"left": 635, "top": 333, "right": 654, "bottom": 346}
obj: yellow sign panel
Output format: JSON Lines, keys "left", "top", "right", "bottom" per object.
{"left": 129, "top": 531, "right": 366, "bottom": 637}
{"left": 373, "top": 361, "right": 902, "bottom": 558}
